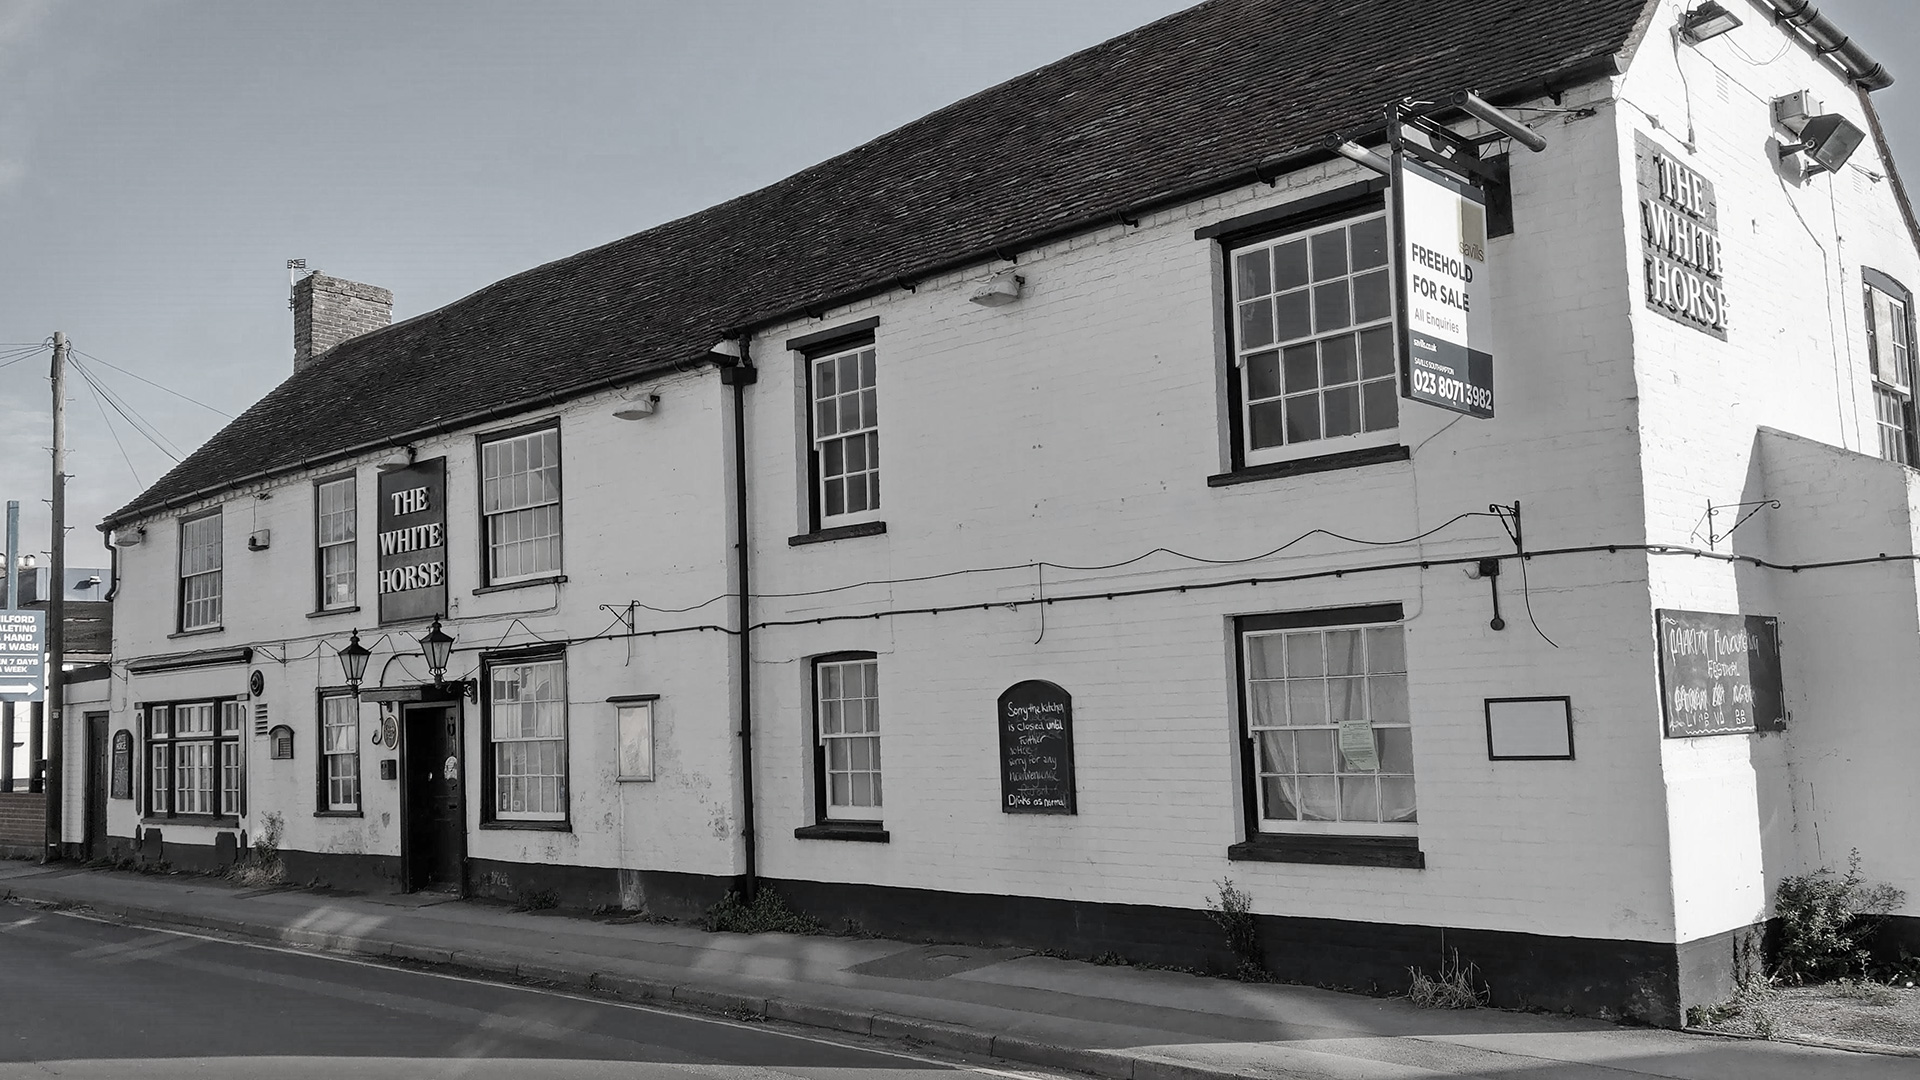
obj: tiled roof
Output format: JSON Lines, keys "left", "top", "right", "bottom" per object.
{"left": 105, "top": 0, "right": 1653, "bottom": 527}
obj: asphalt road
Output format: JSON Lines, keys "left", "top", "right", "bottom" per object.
{"left": 0, "top": 902, "right": 1042, "bottom": 1079}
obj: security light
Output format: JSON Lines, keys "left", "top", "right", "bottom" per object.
{"left": 969, "top": 271, "right": 1024, "bottom": 307}
{"left": 420, "top": 616, "right": 455, "bottom": 685}
{"left": 375, "top": 445, "right": 417, "bottom": 474}
{"left": 1780, "top": 113, "right": 1866, "bottom": 174}
{"left": 339, "top": 629, "right": 371, "bottom": 693}
{"left": 1679, "top": 2, "right": 1742, "bottom": 44}
{"left": 612, "top": 393, "right": 660, "bottom": 420}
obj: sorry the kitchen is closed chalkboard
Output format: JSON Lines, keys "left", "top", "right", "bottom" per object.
{"left": 997, "top": 680, "right": 1076, "bottom": 814}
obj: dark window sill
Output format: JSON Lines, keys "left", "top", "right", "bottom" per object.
{"left": 313, "top": 809, "right": 363, "bottom": 818}
{"left": 474, "top": 574, "right": 567, "bottom": 596}
{"left": 1209, "top": 444, "right": 1411, "bottom": 487}
{"left": 168, "top": 627, "right": 225, "bottom": 640}
{"left": 794, "top": 821, "right": 889, "bottom": 843}
{"left": 789, "top": 521, "right": 887, "bottom": 546}
{"left": 479, "top": 819, "right": 571, "bottom": 832}
{"left": 1229, "top": 834, "right": 1424, "bottom": 868}
{"left": 307, "top": 606, "right": 360, "bottom": 619}
{"left": 140, "top": 816, "right": 240, "bottom": 829}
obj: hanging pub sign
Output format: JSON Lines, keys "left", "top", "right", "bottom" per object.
{"left": 1656, "top": 609, "right": 1785, "bottom": 737}
{"left": 997, "top": 680, "right": 1076, "bottom": 814}
{"left": 1636, "top": 133, "right": 1726, "bottom": 338}
{"left": 1393, "top": 154, "right": 1495, "bottom": 418}
{"left": 376, "top": 456, "right": 448, "bottom": 625}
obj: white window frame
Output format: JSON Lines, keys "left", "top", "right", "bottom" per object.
{"left": 479, "top": 427, "right": 563, "bottom": 585}
{"left": 178, "top": 509, "right": 223, "bottom": 631}
{"left": 1867, "top": 277, "right": 1915, "bottom": 466}
{"left": 1229, "top": 210, "right": 1399, "bottom": 467}
{"left": 487, "top": 656, "right": 568, "bottom": 823}
{"left": 320, "top": 693, "right": 360, "bottom": 811}
{"left": 808, "top": 342, "right": 881, "bottom": 527}
{"left": 1240, "top": 617, "right": 1414, "bottom": 837}
{"left": 144, "top": 699, "right": 242, "bottom": 819}
{"left": 815, "top": 655, "right": 881, "bottom": 821}
{"left": 315, "top": 475, "right": 357, "bottom": 611}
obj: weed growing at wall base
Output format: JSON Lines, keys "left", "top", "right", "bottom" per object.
{"left": 1408, "top": 949, "right": 1489, "bottom": 1009}
{"left": 1773, "top": 849, "right": 1906, "bottom": 984}
{"left": 700, "top": 889, "right": 822, "bottom": 935}
{"left": 1204, "top": 878, "right": 1267, "bottom": 981}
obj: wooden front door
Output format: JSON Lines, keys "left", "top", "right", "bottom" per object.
{"left": 402, "top": 705, "right": 465, "bottom": 892}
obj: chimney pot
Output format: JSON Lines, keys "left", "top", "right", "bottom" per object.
{"left": 292, "top": 273, "right": 393, "bottom": 373}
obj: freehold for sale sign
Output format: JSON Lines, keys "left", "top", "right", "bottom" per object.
{"left": 1393, "top": 155, "right": 1494, "bottom": 418}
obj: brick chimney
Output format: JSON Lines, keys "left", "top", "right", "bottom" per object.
{"left": 292, "top": 272, "right": 392, "bottom": 373}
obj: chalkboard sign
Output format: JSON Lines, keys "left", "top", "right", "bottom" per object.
{"left": 997, "top": 680, "right": 1076, "bottom": 814}
{"left": 1656, "top": 609, "right": 1785, "bottom": 738}
{"left": 110, "top": 730, "right": 133, "bottom": 799}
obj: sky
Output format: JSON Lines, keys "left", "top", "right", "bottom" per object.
{"left": 0, "top": 0, "right": 1916, "bottom": 568}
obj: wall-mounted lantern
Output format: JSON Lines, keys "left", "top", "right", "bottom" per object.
{"left": 420, "top": 616, "right": 455, "bottom": 685}
{"left": 339, "top": 629, "right": 371, "bottom": 695}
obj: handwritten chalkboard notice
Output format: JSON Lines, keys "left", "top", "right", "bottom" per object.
{"left": 998, "top": 680, "right": 1076, "bottom": 814}
{"left": 1656, "top": 609, "right": 1786, "bottom": 738}
{"left": 110, "top": 730, "right": 133, "bottom": 799}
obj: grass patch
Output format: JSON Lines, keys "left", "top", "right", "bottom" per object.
{"left": 511, "top": 886, "right": 558, "bottom": 913}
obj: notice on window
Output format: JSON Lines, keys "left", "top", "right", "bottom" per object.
{"left": 997, "top": 680, "right": 1076, "bottom": 814}
{"left": 1656, "top": 609, "right": 1785, "bottom": 737}
{"left": 0, "top": 609, "right": 45, "bottom": 702}
{"left": 377, "top": 456, "right": 448, "bottom": 625}
{"left": 1338, "top": 720, "right": 1380, "bottom": 772}
{"left": 1394, "top": 155, "right": 1494, "bottom": 418}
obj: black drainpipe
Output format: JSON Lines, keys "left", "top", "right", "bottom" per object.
{"left": 720, "top": 336, "right": 759, "bottom": 900}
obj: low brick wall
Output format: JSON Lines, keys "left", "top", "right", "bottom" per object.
{"left": 0, "top": 791, "right": 45, "bottom": 858}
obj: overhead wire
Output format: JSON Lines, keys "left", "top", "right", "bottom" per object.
{"left": 74, "top": 348, "right": 234, "bottom": 419}
{"left": 75, "top": 355, "right": 145, "bottom": 488}
{"left": 67, "top": 353, "right": 186, "bottom": 462}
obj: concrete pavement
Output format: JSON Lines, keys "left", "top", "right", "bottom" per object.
{"left": 0, "top": 860, "right": 1911, "bottom": 1080}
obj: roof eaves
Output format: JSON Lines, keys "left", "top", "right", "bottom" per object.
{"left": 101, "top": 352, "right": 720, "bottom": 531}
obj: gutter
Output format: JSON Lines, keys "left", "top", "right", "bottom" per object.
{"left": 718, "top": 338, "right": 759, "bottom": 900}
{"left": 1759, "top": 0, "right": 1895, "bottom": 90}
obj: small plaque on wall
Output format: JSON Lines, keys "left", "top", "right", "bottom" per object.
{"left": 109, "top": 730, "right": 133, "bottom": 799}
{"left": 1484, "top": 697, "right": 1574, "bottom": 760}
{"left": 997, "top": 680, "right": 1076, "bottom": 814}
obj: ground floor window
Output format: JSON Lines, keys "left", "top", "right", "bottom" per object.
{"left": 813, "top": 653, "right": 881, "bottom": 820}
{"left": 484, "top": 655, "right": 568, "bottom": 823}
{"left": 1237, "top": 605, "right": 1413, "bottom": 836}
{"left": 144, "top": 698, "right": 243, "bottom": 819}
{"left": 319, "top": 692, "right": 360, "bottom": 812}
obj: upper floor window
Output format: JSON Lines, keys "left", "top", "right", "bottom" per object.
{"left": 1237, "top": 607, "right": 1413, "bottom": 837}
{"left": 480, "top": 427, "right": 562, "bottom": 584}
{"left": 1866, "top": 270, "right": 1916, "bottom": 465}
{"left": 315, "top": 475, "right": 357, "bottom": 610}
{"left": 1230, "top": 211, "right": 1397, "bottom": 466}
{"left": 808, "top": 340, "right": 880, "bottom": 525}
{"left": 178, "top": 509, "right": 223, "bottom": 631}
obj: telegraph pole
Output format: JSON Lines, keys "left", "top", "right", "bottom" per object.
{"left": 44, "top": 333, "right": 66, "bottom": 862}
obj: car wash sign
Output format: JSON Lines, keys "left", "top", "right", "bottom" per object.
{"left": 0, "top": 610, "right": 44, "bottom": 701}
{"left": 1636, "top": 133, "right": 1726, "bottom": 339}
{"left": 1394, "top": 155, "right": 1495, "bottom": 417}
{"left": 377, "top": 456, "right": 447, "bottom": 624}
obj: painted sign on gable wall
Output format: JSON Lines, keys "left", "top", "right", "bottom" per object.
{"left": 1637, "top": 133, "right": 1727, "bottom": 339}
